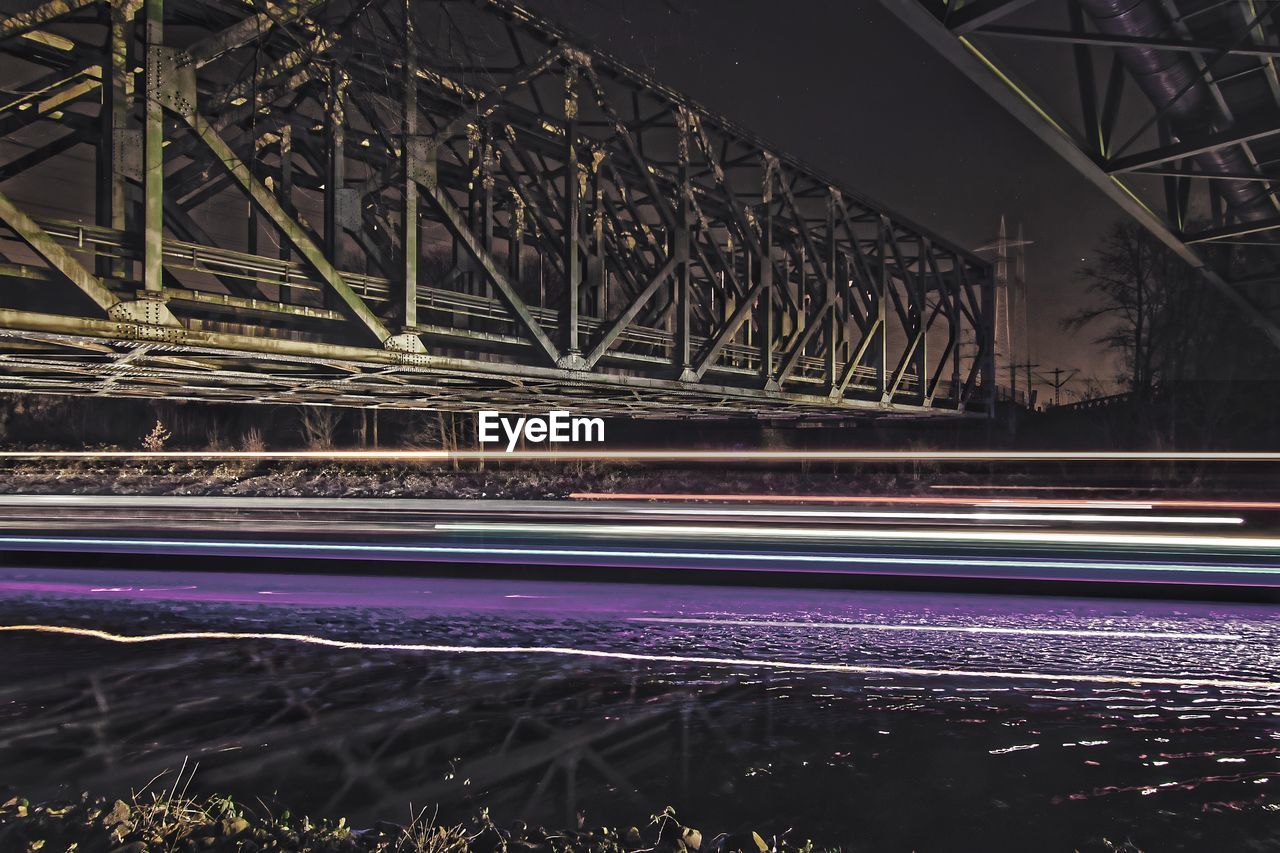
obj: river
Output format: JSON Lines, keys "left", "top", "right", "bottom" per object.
{"left": 1, "top": 567, "right": 1277, "bottom": 851}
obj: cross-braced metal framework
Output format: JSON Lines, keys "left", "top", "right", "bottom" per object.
{"left": 0, "top": 0, "right": 994, "bottom": 417}
{"left": 886, "top": 0, "right": 1280, "bottom": 357}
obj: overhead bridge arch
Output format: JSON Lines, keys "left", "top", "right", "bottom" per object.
{"left": 0, "top": 0, "right": 994, "bottom": 418}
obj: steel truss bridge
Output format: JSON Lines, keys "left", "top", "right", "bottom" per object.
{"left": 887, "top": 0, "right": 1280, "bottom": 358}
{"left": 0, "top": 0, "right": 995, "bottom": 418}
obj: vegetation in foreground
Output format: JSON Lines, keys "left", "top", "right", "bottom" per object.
{"left": 0, "top": 791, "right": 830, "bottom": 853}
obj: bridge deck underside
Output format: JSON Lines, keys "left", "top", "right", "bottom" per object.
{"left": 0, "top": 0, "right": 994, "bottom": 418}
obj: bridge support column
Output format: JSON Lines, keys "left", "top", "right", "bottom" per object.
{"left": 401, "top": 0, "right": 419, "bottom": 331}
{"left": 562, "top": 65, "right": 582, "bottom": 361}
{"left": 825, "top": 195, "right": 840, "bottom": 393}
{"left": 98, "top": 0, "right": 137, "bottom": 280}
{"left": 324, "top": 68, "right": 349, "bottom": 306}
{"left": 875, "top": 217, "right": 888, "bottom": 401}
{"left": 142, "top": 0, "right": 163, "bottom": 292}
{"left": 675, "top": 120, "right": 693, "bottom": 381}
{"left": 279, "top": 123, "right": 293, "bottom": 270}
{"left": 759, "top": 160, "right": 775, "bottom": 389}
{"left": 981, "top": 259, "right": 998, "bottom": 415}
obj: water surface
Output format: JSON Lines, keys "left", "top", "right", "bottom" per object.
{"left": 1, "top": 567, "right": 1277, "bottom": 851}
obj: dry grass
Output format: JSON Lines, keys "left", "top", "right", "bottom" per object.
{"left": 0, "top": 781, "right": 835, "bottom": 853}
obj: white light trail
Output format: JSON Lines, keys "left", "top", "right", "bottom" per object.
{"left": 632, "top": 508, "right": 1244, "bottom": 525}
{"left": 1, "top": 624, "right": 1275, "bottom": 691}
{"left": 0, "top": 534, "right": 1277, "bottom": 578}
{"left": 0, "top": 449, "right": 1277, "bottom": 462}
{"left": 570, "top": 493, "right": 1280, "bottom": 511}
{"left": 627, "top": 617, "right": 1242, "bottom": 642}
{"left": 435, "top": 522, "right": 1280, "bottom": 551}
{"left": 7, "top": 532, "right": 1280, "bottom": 584}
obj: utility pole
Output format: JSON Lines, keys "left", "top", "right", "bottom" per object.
{"left": 1010, "top": 360, "right": 1038, "bottom": 406}
{"left": 1035, "top": 367, "right": 1079, "bottom": 408}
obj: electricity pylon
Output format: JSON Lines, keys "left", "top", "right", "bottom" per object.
{"left": 974, "top": 218, "right": 1034, "bottom": 402}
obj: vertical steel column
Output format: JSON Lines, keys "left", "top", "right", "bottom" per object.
{"left": 876, "top": 216, "right": 888, "bottom": 400}
{"left": 480, "top": 132, "right": 495, "bottom": 291}
{"left": 247, "top": 132, "right": 259, "bottom": 255}
{"left": 825, "top": 195, "right": 839, "bottom": 391}
{"left": 760, "top": 162, "right": 775, "bottom": 386}
{"left": 99, "top": 0, "right": 133, "bottom": 278}
{"left": 460, "top": 125, "right": 480, "bottom": 294}
{"left": 324, "top": 67, "right": 348, "bottom": 297}
{"left": 675, "top": 118, "right": 692, "bottom": 377}
{"left": 562, "top": 64, "right": 581, "bottom": 359}
{"left": 913, "top": 237, "right": 928, "bottom": 405}
{"left": 401, "top": 2, "right": 418, "bottom": 329}
{"left": 142, "top": 0, "right": 164, "bottom": 291}
{"left": 981, "top": 261, "right": 997, "bottom": 414}
{"left": 589, "top": 150, "right": 606, "bottom": 317}
{"left": 509, "top": 191, "right": 524, "bottom": 289}
{"left": 279, "top": 123, "right": 292, "bottom": 264}
{"left": 950, "top": 257, "right": 961, "bottom": 402}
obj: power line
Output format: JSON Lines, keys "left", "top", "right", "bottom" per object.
{"left": 1034, "top": 367, "right": 1080, "bottom": 408}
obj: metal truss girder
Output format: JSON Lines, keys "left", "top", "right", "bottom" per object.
{"left": 0, "top": 0, "right": 992, "bottom": 418}
{"left": 0, "top": 308, "right": 965, "bottom": 417}
{"left": 882, "top": 0, "right": 1280, "bottom": 353}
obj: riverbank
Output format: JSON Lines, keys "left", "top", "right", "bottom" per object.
{"left": 0, "top": 793, "right": 811, "bottom": 853}
{"left": 0, "top": 454, "right": 1245, "bottom": 500}
{"left": 0, "top": 458, "right": 982, "bottom": 500}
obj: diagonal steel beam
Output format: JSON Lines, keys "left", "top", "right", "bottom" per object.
{"left": 0, "top": 189, "right": 119, "bottom": 313}
{"left": 183, "top": 111, "right": 393, "bottom": 345}
{"left": 829, "top": 317, "right": 883, "bottom": 402}
{"left": 0, "top": 0, "right": 96, "bottom": 42}
{"left": 774, "top": 299, "right": 832, "bottom": 386}
{"left": 1105, "top": 118, "right": 1280, "bottom": 173}
{"left": 944, "top": 0, "right": 1043, "bottom": 35}
{"left": 179, "top": 0, "right": 328, "bottom": 68}
{"left": 583, "top": 254, "right": 678, "bottom": 368}
{"left": 1184, "top": 215, "right": 1280, "bottom": 244}
{"left": 689, "top": 267, "right": 768, "bottom": 381}
{"left": 425, "top": 47, "right": 563, "bottom": 147}
{"left": 979, "top": 25, "right": 1280, "bottom": 59}
{"left": 417, "top": 171, "right": 561, "bottom": 364}
{"left": 0, "top": 127, "right": 86, "bottom": 181}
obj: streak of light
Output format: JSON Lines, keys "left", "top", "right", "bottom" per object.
{"left": 1, "top": 623, "right": 1276, "bottom": 691}
{"left": 435, "top": 522, "right": 1280, "bottom": 551}
{"left": 0, "top": 449, "right": 1279, "bottom": 462}
{"left": 931, "top": 485, "right": 1131, "bottom": 491}
{"left": 0, "top": 534, "right": 1278, "bottom": 578}
{"left": 627, "top": 617, "right": 1243, "bottom": 642}
{"left": 632, "top": 508, "right": 1244, "bottom": 525}
{"left": 570, "top": 493, "right": 1280, "bottom": 511}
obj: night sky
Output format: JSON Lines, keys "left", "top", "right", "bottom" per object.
{"left": 525, "top": 0, "right": 1126, "bottom": 398}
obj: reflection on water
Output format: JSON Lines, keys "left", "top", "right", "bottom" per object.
{"left": 1, "top": 568, "right": 1278, "bottom": 851}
